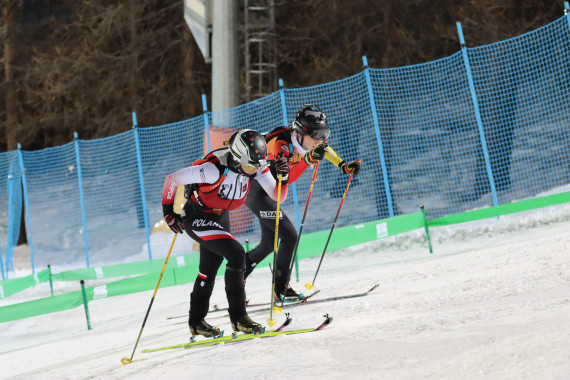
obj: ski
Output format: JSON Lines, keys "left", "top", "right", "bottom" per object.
{"left": 183, "top": 314, "right": 333, "bottom": 350}
{"left": 171, "top": 285, "right": 377, "bottom": 325}
{"left": 245, "top": 283, "right": 379, "bottom": 315}
{"left": 142, "top": 313, "right": 293, "bottom": 354}
{"left": 166, "top": 290, "right": 321, "bottom": 320}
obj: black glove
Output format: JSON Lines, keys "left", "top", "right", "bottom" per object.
{"left": 340, "top": 160, "right": 361, "bottom": 176}
{"left": 162, "top": 204, "right": 184, "bottom": 234}
{"left": 275, "top": 157, "right": 290, "bottom": 185}
{"left": 304, "top": 143, "right": 328, "bottom": 165}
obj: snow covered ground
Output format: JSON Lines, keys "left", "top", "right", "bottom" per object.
{"left": 1, "top": 205, "right": 570, "bottom": 379}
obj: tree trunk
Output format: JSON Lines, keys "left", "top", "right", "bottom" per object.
{"left": 2, "top": 0, "right": 20, "bottom": 151}
{"left": 129, "top": 0, "right": 139, "bottom": 119}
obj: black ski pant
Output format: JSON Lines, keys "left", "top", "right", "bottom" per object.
{"left": 182, "top": 208, "right": 246, "bottom": 324}
{"left": 244, "top": 180, "right": 297, "bottom": 293}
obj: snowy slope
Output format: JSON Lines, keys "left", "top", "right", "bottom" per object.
{"left": 1, "top": 206, "right": 570, "bottom": 379}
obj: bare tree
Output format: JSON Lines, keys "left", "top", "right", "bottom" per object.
{"left": 1, "top": 0, "right": 21, "bottom": 151}
{"left": 0, "top": 0, "right": 563, "bottom": 151}
{"left": 0, "top": 0, "right": 209, "bottom": 151}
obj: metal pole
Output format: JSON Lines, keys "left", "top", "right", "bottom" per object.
{"left": 362, "top": 56, "right": 394, "bottom": 217}
{"left": 74, "top": 133, "right": 90, "bottom": 267}
{"left": 80, "top": 280, "right": 93, "bottom": 330}
{"left": 456, "top": 22, "right": 499, "bottom": 207}
{"left": 306, "top": 170, "right": 356, "bottom": 289}
{"left": 121, "top": 234, "right": 178, "bottom": 364}
{"left": 132, "top": 118, "right": 152, "bottom": 261}
{"left": 267, "top": 176, "right": 282, "bottom": 325}
{"left": 211, "top": 0, "right": 239, "bottom": 112}
{"left": 281, "top": 162, "right": 319, "bottom": 307}
{"left": 279, "top": 78, "right": 302, "bottom": 281}
{"left": 202, "top": 95, "right": 211, "bottom": 152}
{"left": 17, "top": 144, "right": 35, "bottom": 274}
{"left": 420, "top": 205, "right": 433, "bottom": 254}
{"left": 48, "top": 264, "right": 54, "bottom": 296}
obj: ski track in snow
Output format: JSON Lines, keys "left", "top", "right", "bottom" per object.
{"left": 1, "top": 210, "right": 570, "bottom": 379}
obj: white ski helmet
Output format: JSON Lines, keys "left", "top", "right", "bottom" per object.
{"left": 228, "top": 129, "right": 267, "bottom": 167}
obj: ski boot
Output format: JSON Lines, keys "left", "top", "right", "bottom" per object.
{"left": 275, "top": 285, "right": 304, "bottom": 303}
{"left": 230, "top": 314, "right": 264, "bottom": 335}
{"left": 189, "top": 319, "right": 222, "bottom": 339}
{"left": 243, "top": 279, "right": 250, "bottom": 307}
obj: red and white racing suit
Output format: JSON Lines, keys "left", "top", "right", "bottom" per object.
{"left": 162, "top": 147, "right": 287, "bottom": 323}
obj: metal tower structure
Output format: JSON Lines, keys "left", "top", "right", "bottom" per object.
{"left": 243, "top": 0, "right": 277, "bottom": 102}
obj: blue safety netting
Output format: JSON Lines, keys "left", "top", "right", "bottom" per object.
{"left": 1, "top": 15, "right": 569, "bottom": 273}
{"left": 0, "top": 151, "right": 24, "bottom": 279}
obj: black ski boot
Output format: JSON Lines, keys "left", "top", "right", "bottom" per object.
{"left": 189, "top": 319, "right": 222, "bottom": 338}
{"left": 283, "top": 286, "right": 303, "bottom": 300}
{"left": 230, "top": 314, "right": 264, "bottom": 334}
{"left": 243, "top": 279, "right": 250, "bottom": 306}
{"left": 275, "top": 285, "right": 303, "bottom": 302}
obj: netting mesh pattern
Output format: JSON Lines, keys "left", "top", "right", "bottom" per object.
{"left": 1, "top": 16, "right": 569, "bottom": 272}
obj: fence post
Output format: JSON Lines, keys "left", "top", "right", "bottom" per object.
{"left": 0, "top": 230, "right": 3, "bottom": 280}
{"left": 73, "top": 132, "right": 91, "bottom": 267}
{"left": 48, "top": 264, "right": 54, "bottom": 296}
{"left": 202, "top": 95, "right": 211, "bottom": 152}
{"left": 456, "top": 22, "right": 499, "bottom": 208}
{"left": 4, "top": 164, "right": 14, "bottom": 277}
{"left": 362, "top": 56, "right": 394, "bottom": 218}
{"left": 279, "top": 78, "right": 301, "bottom": 281}
{"left": 420, "top": 205, "right": 433, "bottom": 254}
{"left": 132, "top": 113, "right": 152, "bottom": 261}
{"left": 80, "top": 280, "right": 92, "bottom": 330}
{"left": 17, "top": 144, "right": 35, "bottom": 274}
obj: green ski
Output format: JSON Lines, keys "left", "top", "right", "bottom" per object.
{"left": 141, "top": 314, "right": 292, "bottom": 354}
{"left": 184, "top": 314, "right": 333, "bottom": 349}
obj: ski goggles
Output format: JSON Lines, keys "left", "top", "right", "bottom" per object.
{"left": 242, "top": 162, "right": 259, "bottom": 171}
{"left": 242, "top": 158, "right": 266, "bottom": 171}
{"left": 308, "top": 128, "right": 330, "bottom": 141}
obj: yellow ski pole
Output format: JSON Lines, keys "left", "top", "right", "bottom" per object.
{"left": 280, "top": 162, "right": 319, "bottom": 308}
{"left": 121, "top": 233, "right": 178, "bottom": 364}
{"left": 267, "top": 175, "right": 282, "bottom": 326}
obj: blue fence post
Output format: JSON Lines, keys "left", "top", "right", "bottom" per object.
{"left": 280, "top": 78, "right": 302, "bottom": 281}
{"left": 0, "top": 220, "right": 4, "bottom": 279}
{"left": 132, "top": 111, "right": 138, "bottom": 128}
{"left": 565, "top": 3, "right": 570, "bottom": 27}
{"left": 5, "top": 166, "right": 14, "bottom": 276}
{"left": 362, "top": 56, "right": 394, "bottom": 218}
{"left": 74, "top": 132, "right": 90, "bottom": 268}
{"left": 132, "top": 113, "right": 152, "bottom": 261}
{"left": 279, "top": 79, "right": 302, "bottom": 231}
{"left": 456, "top": 22, "right": 499, "bottom": 207}
{"left": 17, "top": 144, "right": 35, "bottom": 274}
{"left": 202, "top": 95, "right": 211, "bottom": 152}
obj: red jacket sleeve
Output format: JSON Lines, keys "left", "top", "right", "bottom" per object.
{"left": 266, "top": 137, "right": 309, "bottom": 185}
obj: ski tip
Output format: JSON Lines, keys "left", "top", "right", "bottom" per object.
{"left": 316, "top": 313, "right": 333, "bottom": 330}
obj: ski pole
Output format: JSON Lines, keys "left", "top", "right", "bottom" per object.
{"left": 268, "top": 175, "right": 283, "bottom": 326}
{"left": 305, "top": 164, "right": 357, "bottom": 290}
{"left": 280, "top": 162, "right": 319, "bottom": 308}
{"left": 121, "top": 233, "right": 178, "bottom": 364}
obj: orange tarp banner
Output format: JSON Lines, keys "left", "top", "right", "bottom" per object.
{"left": 203, "top": 126, "right": 254, "bottom": 235}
